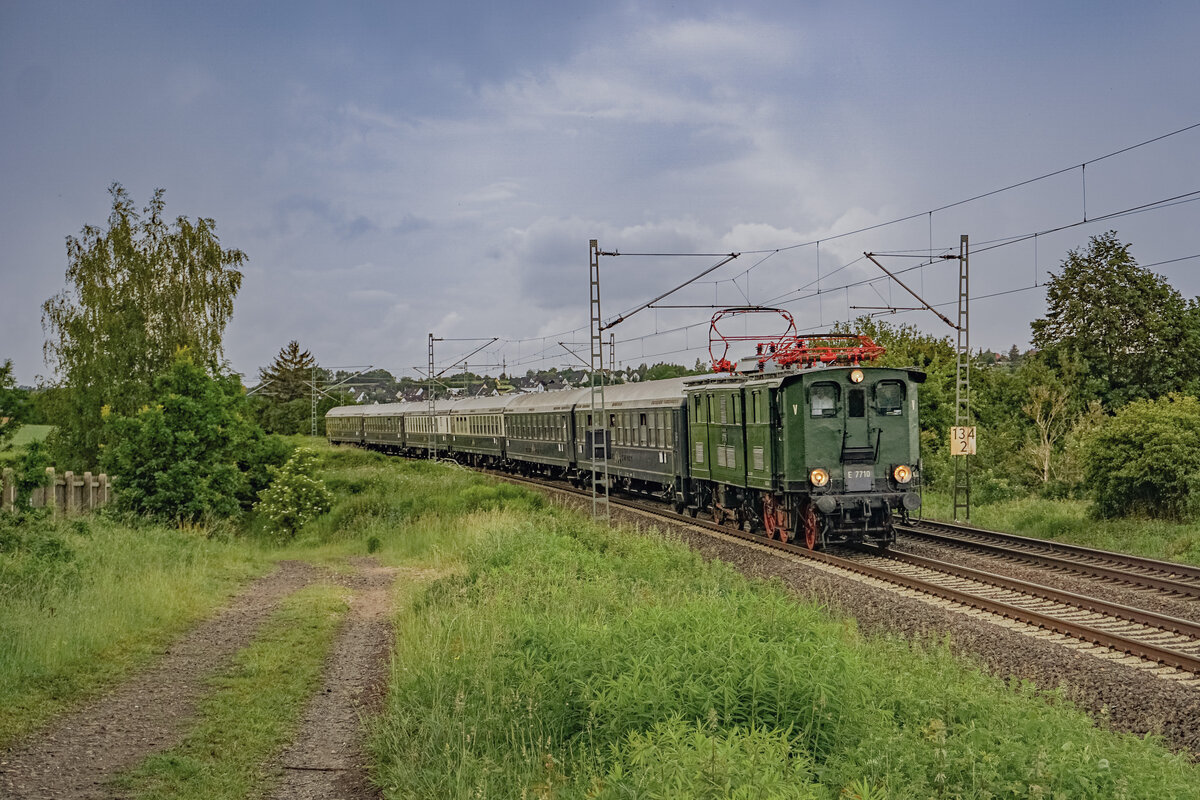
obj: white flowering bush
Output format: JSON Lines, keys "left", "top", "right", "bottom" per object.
{"left": 255, "top": 448, "right": 333, "bottom": 541}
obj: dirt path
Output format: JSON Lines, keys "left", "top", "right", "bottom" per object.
{"left": 265, "top": 558, "right": 400, "bottom": 799}
{"left": 0, "top": 560, "right": 321, "bottom": 799}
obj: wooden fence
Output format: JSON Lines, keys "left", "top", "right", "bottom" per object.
{"left": 1, "top": 468, "right": 112, "bottom": 515}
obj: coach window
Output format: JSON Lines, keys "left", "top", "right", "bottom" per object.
{"left": 810, "top": 383, "right": 839, "bottom": 418}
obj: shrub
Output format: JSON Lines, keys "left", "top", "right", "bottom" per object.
{"left": 1083, "top": 394, "right": 1200, "bottom": 520}
{"left": 0, "top": 515, "right": 79, "bottom": 605}
{"left": 10, "top": 441, "right": 51, "bottom": 516}
{"left": 100, "top": 354, "right": 287, "bottom": 524}
{"left": 255, "top": 448, "right": 333, "bottom": 541}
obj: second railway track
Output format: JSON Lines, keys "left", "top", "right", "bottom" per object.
{"left": 899, "top": 519, "right": 1200, "bottom": 599}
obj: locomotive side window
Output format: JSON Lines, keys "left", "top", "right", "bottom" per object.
{"left": 849, "top": 389, "right": 865, "bottom": 418}
{"left": 810, "top": 383, "right": 839, "bottom": 417}
{"left": 875, "top": 381, "right": 905, "bottom": 415}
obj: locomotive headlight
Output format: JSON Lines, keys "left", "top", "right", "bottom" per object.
{"left": 849, "top": 369, "right": 865, "bottom": 383}
{"left": 810, "top": 468, "right": 830, "bottom": 487}
{"left": 893, "top": 464, "right": 913, "bottom": 484}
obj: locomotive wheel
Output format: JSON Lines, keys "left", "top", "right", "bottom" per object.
{"left": 762, "top": 494, "right": 789, "bottom": 542}
{"left": 802, "top": 504, "right": 820, "bottom": 550}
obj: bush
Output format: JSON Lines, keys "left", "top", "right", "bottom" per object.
{"left": 9, "top": 441, "right": 51, "bottom": 516}
{"left": 100, "top": 354, "right": 287, "bottom": 524}
{"left": 1083, "top": 394, "right": 1200, "bottom": 520}
{"left": 255, "top": 448, "right": 333, "bottom": 541}
{"left": 0, "top": 514, "right": 79, "bottom": 606}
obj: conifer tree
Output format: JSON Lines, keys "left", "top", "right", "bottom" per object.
{"left": 257, "top": 340, "right": 317, "bottom": 402}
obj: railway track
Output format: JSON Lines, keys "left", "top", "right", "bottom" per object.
{"left": 900, "top": 519, "right": 1200, "bottom": 599}
{"left": 501, "top": 474, "right": 1200, "bottom": 680}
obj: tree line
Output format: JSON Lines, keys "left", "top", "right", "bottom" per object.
{"left": 3, "top": 186, "right": 1199, "bottom": 524}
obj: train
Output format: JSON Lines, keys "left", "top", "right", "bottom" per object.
{"left": 326, "top": 316, "right": 924, "bottom": 549}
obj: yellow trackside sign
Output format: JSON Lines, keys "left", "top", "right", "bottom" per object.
{"left": 950, "top": 426, "right": 976, "bottom": 456}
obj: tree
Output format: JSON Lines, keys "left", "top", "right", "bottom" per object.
{"left": 1082, "top": 394, "right": 1200, "bottom": 520}
{"left": 1022, "top": 382, "right": 1070, "bottom": 484}
{"left": 100, "top": 353, "right": 286, "bottom": 523}
{"left": 1031, "top": 231, "right": 1198, "bottom": 408}
{"left": 42, "top": 184, "right": 245, "bottom": 467}
{"left": 257, "top": 340, "right": 317, "bottom": 402}
{"left": 0, "top": 359, "right": 27, "bottom": 449}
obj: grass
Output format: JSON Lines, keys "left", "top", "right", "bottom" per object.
{"left": 115, "top": 583, "right": 348, "bottom": 799}
{"left": 0, "top": 424, "right": 53, "bottom": 465}
{"left": 0, "top": 513, "right": 270, "bottom": 745}
{"left": 359, "top": 470, "right": 1200, "bottom": 799}
{"left": 6, "top": 438, "right": 1200, "bottom": 798}
{"left": 920, "top": 491, "right": 1200, "bottom": 566}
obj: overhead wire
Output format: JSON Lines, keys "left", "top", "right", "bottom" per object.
{"left": 477, "top": 121, "right": 1200, "bottom": 371}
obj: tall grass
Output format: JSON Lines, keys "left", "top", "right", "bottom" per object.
{"left": 0, "top": 513, "right": 267, "bottom": 744}
{"left": 371, "top": 501, "right": 1200, "bottom": 798}
{"left": 921, "top": 491, "right": 1200, "bottom": 565}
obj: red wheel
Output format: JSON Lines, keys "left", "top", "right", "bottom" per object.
{"left": 763, "top": 496, "right": 782, "bottom": 542}
{"left": 802, "top": 504, "right": 819, "bottom": 550}
{"left": 762, "top": 494, "right": 789, "bottom": 542}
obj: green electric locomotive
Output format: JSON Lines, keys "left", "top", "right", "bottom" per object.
{"left": 680, "top": 309, "right": 924, "bottom": 548}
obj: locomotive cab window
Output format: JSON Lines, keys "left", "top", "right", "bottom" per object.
{"left": 875, "top": 381, "right": 905, "bottom": 415}
{"left": 810, "top": 383, "right": 839, "bottom": 417}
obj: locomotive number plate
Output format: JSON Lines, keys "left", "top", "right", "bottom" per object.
{"left": 845, "top": 467, "right": 873, "bottom": 492}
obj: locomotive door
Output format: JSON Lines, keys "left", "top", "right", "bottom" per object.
{"left": 842, "top": 383, "right": 875, "bottom": 491}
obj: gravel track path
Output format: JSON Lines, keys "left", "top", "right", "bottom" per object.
{"left": 264, "top": 558, "right": 399, "bottom": 800}
{"left": 0, "top": 560, "right": 321, "bottom": 799}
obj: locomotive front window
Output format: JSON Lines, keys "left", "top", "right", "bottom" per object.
{"left": 876, "top": 381, "right": 905, "bottom": 415}
{"left": 849, "top": 388, "right": 865, "bottom": 418}
{"left": 810, "top": 383, "right": 839, "bottom": 417}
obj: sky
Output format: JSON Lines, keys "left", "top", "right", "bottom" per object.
{"left": 3, "top": 1, "right": 1199, "bottom": 386}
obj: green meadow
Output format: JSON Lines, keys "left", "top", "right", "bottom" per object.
{"left": 2, "top": 441, "right": 1197, "bottom": 798}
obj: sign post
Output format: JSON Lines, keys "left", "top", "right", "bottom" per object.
{"left": 950, "top": 426, "right": 977, "bottom": 457}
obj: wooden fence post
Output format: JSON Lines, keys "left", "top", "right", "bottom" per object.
{"left": 44, "top": 467, "right": 57, "bottom": 516}
{"left": 1, "top": 468, "right": 12, "bottom": 512}
{"left": 83, "top": 471, "right": 94, "bottom": 512}
{"left": 64, "top": 471, "right": 76, "bottom": 516}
